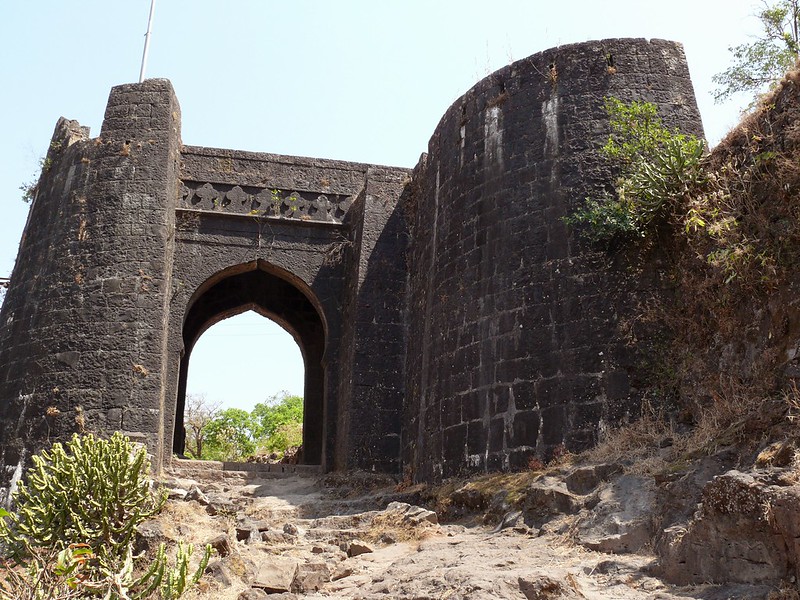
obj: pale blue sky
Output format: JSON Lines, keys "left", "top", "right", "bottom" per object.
{"left": 1, "top": 0, "right": 764, "bottom": 411}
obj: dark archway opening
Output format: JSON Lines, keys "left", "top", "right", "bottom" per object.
{"left": 173, "top": 265, "right": 326, "bottom": 465}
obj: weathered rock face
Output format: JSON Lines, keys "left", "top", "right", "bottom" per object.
{"left": 576, "top": 474, "right": 655, "bottom": 554}
{"left": 0, "top": 39, "right": 704, "bottom": 490}
{"left": 148, "top": 467, "right": 781, "bottom": 599}
{"left": 657, "top": 469, "right": 800, "bottom": 585}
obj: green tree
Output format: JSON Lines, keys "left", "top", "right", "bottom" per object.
{"left": 713, "top": 0, "right": 800, "bottom": 103}
{"left": 263, "top": 422, "right": 303, "bottom": 454}
{"left": 180, "top": 392, "right": 304, "bottom": 461}
{"left": 203, "top": 408, "right": 256, "bottom": 461}
{"left": 252, "top": 392, "right": 304, "bottom": 454}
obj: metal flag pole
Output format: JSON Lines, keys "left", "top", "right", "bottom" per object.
{"left": 138, "top": 0, "right": 157, "bottom": 83}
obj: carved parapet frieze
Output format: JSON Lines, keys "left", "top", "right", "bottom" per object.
{"left": 180, "top": 180, "right": 354, "bottom": 223}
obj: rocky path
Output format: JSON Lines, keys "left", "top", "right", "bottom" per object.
{"left": 153, "top": 464, "right": 779, "bottom": 600}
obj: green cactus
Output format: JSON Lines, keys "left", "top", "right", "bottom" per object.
{"left": 0, "top": 432, "right": 210, "bottom": 599}
{"left": 97, "top": 541, "right": 211, "bottom": 600}
{"left": 0, "top": 432, "right": 166, "bottom": 559}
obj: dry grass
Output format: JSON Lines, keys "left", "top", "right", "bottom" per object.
{"left": 599, "top": 64, "right": 800, "bottom": 477}
{"left": 585, "top": 402, "right": 676, "bottom": 475}
{"left": 678, "top": 66, "right": 800, "bottom": 300}
{"left": 768, "top": 586, "right": 800, "bottom": 600}
{"left": 364, "top": 511, "right": 438, "bottom": 544}
{"left": 586, "top": 377, "right": 794, "bottom": 476}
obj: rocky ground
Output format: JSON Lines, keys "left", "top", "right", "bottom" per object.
{"left": 147, "top": 452, "right": 800, "bottom": 600}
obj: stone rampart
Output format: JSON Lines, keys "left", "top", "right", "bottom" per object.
{"left": 403, "top": 38, "right": 703, "bottom": 479}
{"left": 0, "top": 39, "right": 704, "bottom": 494}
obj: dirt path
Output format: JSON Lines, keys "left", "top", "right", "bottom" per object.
{"left": 156, "top": 468, "right": 775, "bottom": 600}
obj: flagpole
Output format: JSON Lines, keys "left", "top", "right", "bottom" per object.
{"left": 138, "top": 0, "right": 157, "bottom": 83}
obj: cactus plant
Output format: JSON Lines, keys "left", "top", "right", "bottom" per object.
{"left": 0, "top": 432, "right": 210, "bottom": 599}
{"left": 0, "top": 432, "right": 166, "bottom": 559}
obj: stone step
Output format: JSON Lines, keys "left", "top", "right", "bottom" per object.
{"left": 165, "top": 458, "right": 321, "bottom": 483}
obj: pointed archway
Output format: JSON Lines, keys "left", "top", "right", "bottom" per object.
{"left": 172, "top": 261, "right": 327, "bottom": 464}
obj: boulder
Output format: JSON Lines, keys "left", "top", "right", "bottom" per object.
{"left": 261, "top": 531, "right": 295, "bottom": 545}
{"left": 237, "top": 589, "right": 269, "bottom": 600}
{"left": 292, "top": 562, "right": 331, "bottom": 592}
{"left": 564, "top": 463, "right": 622, "bottom": 495}
{"left": 221, "top": 554, "right": 257, "bottom": 584}
{"left": 347, "top": 539, "right": 375, "bottom": 557}
{"left": 205, "top": 560, "right": 232, "bottom": 586}
{"left": 657, "top": 469, "right": 800, "bottom": 585}
{"left": 518, "top": 573, "right": 584, "bottom": 599}
{"left": 577, "top": 475, "right": 655, "bottom": 554}
{"left": 134, "top": 520, "right": 166, "bottom": 555}
{"left": 185, "top": 486, "right": 210, "bottom": 505}
{"left": 331, "top": 565, "right": 354, "bottom": 581}
{"left": 386, "top": 501, "right": 438, "bottom": 525}
{"left": 207, "top": 534, "right": 233, "bottom": 558}
{"left": 205, "top": 494, "right": 236, "bottom": 516}
{"left": 236, "top": 526, "right": 259, "bottom": 543}
{"left": 252, "top": 558, "right": 299, "bottom": 593}
{"left": 523, "top": 476, "right": 587, "bottom": 526}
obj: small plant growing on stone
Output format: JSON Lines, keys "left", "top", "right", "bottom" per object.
{"left": 271, "top": 188, "right": 282, "bottom": 216}
{"left": 566, "top": 97, "right": 705, "bottom": 244}
{"left": 19, "top": 155, "right": 54, "bottom": 204}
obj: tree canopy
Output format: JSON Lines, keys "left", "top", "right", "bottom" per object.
{"left": 713, "top": 0, "right": 800, "bottom": 103}
{"left": 183, "top": 391, "right": 303, "bottom": 461}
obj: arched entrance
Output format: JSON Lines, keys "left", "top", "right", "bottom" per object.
{"left": 173, "top": 261, "right": 327, "bottom": 465}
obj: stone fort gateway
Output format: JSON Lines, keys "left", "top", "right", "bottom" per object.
{"left": 0, "top": 38, "right": 705, "bottom": 492}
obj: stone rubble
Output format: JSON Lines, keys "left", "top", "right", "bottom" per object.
{"left": 142, "top": 460, "right": 800, "bottom": 599}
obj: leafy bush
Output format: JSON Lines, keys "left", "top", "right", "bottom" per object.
{"left": 563, "top": 196, "right": 643, "bottom": 243}
{"left": 566, "top": 97, "right": 705, "bottom": 244}
{"left": 0, "top": 433, "right": 210, "bottom": 599}
{"left": 251, "top": 393, "right": 303, "bottom": 441}
{"left": 260, "top": 422, "right": 303, "bottom": 455}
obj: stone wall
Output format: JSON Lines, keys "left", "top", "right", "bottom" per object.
{"left": 0, "top": 79, "right": 183, "bottom": 503}
{"left": 333, "top": 168, "right": 410, "bottom": 472}
{"left": 402, "top": 39, "right": 703, "bottom": 480}
{"left": 168, "top": 146, "right": 410, "bottom": 471}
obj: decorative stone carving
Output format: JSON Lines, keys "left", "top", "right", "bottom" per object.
{"left": 180, "top": 180, "right": 353, "bottom": 223}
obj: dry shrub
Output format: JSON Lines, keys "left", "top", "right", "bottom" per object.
{"left": 623, "top": 64, "right": 800, "bottom": 455}
{"left": 587, "top": 378, "right": 790, "bottom": 475}
{"left": 364, "top": 511, "right": 437, "bottom": 544}
{"left": 456, "top": 472, "right": 536, "bottom": 508}
{"left": 585, "top": 399, "right": 677, "bottom": 474}
{"left": 768, "top": 585, "right": 800, "bottom": 600}
{"left": 686, "top": 377, "right": 787, "bottom": 452}
{"left": 682, "top": 65, "right": 800, "bottom": 294}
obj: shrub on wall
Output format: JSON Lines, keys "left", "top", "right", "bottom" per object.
{"left": 566, "top": 97, "right": 705, "bottom": 244}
